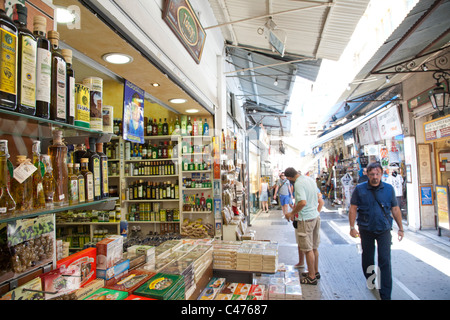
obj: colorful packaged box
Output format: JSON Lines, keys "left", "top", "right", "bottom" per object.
{"left": 57, "top": 247, "right": 96, "bottom": 287}
{"left": 134, "top": 273, "right": 185, "bottom": 300}
{"left": 197, "top": 277, "right": 226, "bottom": 300}
{"left": 96, "top": 259, "right": 130, "bottom": 280}
{"left": 246, "top": 284, "right": 266, "bottom": 300}
{"left": 74, "top": 279, "right": 105, "bottom": 300}
{"left": 0, "top": 278, "right": 44, "bottom": 300}
{"left": 39, "top": 267, "right": 81, "bottom": 300}
{"left": 104, "top": 270, "right": 155, "bottom": 293}
{"left": 83, "top": 288, "right": 128, "bottom": 300}
{"left": 96, "top": 235, "right": 123, "bottom": 270}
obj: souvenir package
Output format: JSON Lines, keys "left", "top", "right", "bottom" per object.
{"left": 285, "top": 283, "right": 302, "bottom": 300}
{"left": 197, "top": 277, "right": 225, "bottom": 300}
{"left": 57, "top": 247, "right": 96, "bottom": 287}
{"left": 268, "top": 284, "right": 285, "bottom": 300}
{"left": 96, "top": 259, "right": 129, "bottom": 280}
{"left": 74, "top": 278, "right": 104, "bottom": 300}
{"left": 0, "top": 277, "right": 44, "bottom": 300}
{"left": 246, "top": 284, "right": 266, "bottom": 300}
{"left": 134, "top": 273, "right": 185, "bottom": 300}
{"left": 83, "top": 288, "right": 128, "bottom": 300}
{"left": 104, "top": 270, "right": 155, "bottom": 293}
{"left": 96, "top": 235, "right": 123, "bottom": 270}
{"left": 39, "top": 266, "right": 81, "bottom": 300}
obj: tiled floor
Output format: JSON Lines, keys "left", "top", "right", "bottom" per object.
{"left": 248, "top": 204, "right": 450, "bottom": 300}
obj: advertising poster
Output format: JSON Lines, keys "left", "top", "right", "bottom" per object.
{"left": 123, "top": 80, "right": 145, "bottom": 144}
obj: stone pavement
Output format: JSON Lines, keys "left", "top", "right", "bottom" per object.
{"left": 248, "top": 203, "right": 450, "bottom": 300}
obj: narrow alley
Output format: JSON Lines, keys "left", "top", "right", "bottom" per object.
{"left": 249, "top": 202, "right": 450, "bottom": 300}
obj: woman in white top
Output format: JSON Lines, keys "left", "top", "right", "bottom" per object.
{"left": 259, "top": 177, "right": 269, "bottom": 212}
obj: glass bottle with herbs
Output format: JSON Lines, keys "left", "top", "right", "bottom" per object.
{"left": 74, "top": 162, "right": 85, "bottom": 203}
{"left": 31, "top": 141, "right": 45, "bottom": 209}
{"left": 80, "top": 158, "right": 94, "bottom": 202}
{"left": 67, "top": 163, "right": 78, "bottom": 205}
{"left": 0, "top": 140, "right": 16, "bottom": 215}
{"left": 48, "top": 129, "right": 68, "bottom": 205}
{"left": 11, "top": 155, "right": 33, "bottom": 211}
{"left": 41, "top": 154, "right": 56, "bottom": 206}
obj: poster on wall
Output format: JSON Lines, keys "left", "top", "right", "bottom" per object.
{"left": 369, "top": 116, "right": 381, "bottom": 142}
{"left": 436, "top": 186, "right": 450, "bottom": 230}
{"left": 420, "top": 186, "right": 433, "bottom": 206}
{"left": 357, "top": 122, "right": 373, "bottom": 145}
{"left": 377, "top": 106, "right": 402, "bottom": 140}
{"left": 417, "top": 144, "right": 433, "bottom": 184}
{"left": 122, "top": 80, "right": 145, "bottom": 144}
{"left": 423, "top": 114, "right": 450, "bottom": 142}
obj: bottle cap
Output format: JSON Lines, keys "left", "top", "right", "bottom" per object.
{"left": 48, "top": 30, "right": 60, "bottom": 40}
{"left": 33, "top": 15, "right": 47, "bottom": 32}
{"left": 61, "top": 49, "right": 72, "bottom": 63}
{"left": 81, "top": 158, "right": 89, "bottom": 163}
{"left": 12, "top": 4, "right": 27, "bottom": 24}
{"left": 0, "top": 140, "right": 9, "bottom": 157}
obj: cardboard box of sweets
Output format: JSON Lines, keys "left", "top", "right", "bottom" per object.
{"left": 83, "top": 288, "right": 129, "bottom": 300}
{"left": 39, "top": 267, "right": 82, "bottom": 300}
{"left": 57, "top": 247, "right": 96, "bottom": 287}
{"left": 104, "top": 270, "right": 155, "bottom": 293}
{"left": 96, "top": 259, "right": 130, "bottom": 280}
{"left": 96, "top": 235, "right": 123, "bottom": 270}
{"left": 0, "top": 278, "right": 44, "bottom": 300}
{"left": 134, "top": 273, "right": 185, "bottom": 300}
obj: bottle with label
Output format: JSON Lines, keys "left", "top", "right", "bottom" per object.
{"left": 13, "top": 4, "right": 36, "bottom": 115}
{"left": 203, "top": 118, "right": 209, "bottom": 136}
{"left": 41, "top": 154, "right": 55, "bottom": 206}
{"left": 174, "top": 117, "right": 180, "bottom": 135}
{"left": 11, "top": 155, "right": 33, "bottom": 211}
{"left": 157, "top": 118, "right": 163, "bottom": 136}
{"left": 48, "top": 129, "right": 68, "bottom": 205}
{"left": 31, "top": 141, "right": 45, "bottom": 209}
{"left": 0, "top": 140, "right": 15, "bottom": 215}
{"left": 80, "top": 158, "right": 94, "bottom": 202}
{"left": 146, "top": 118, "right": 153, "bottom": 136}
{"left": 67, "top": 163, "right": 78, "bottom": 205}
{"left": 33, "top": 15, "right": 51, "bottom": 119}
{"left": 61, "top": 48, "right": 75, "bottom": 125}
{"left": 152, "top": 118, "right": 158, "bottom": 136}
{"left": 73, "top": 143, "right": 86, "bottom": 165}
{"left": 83, "top": 137, "right": 101, "bottom": 201}
{"left": 163, "top": 118, "right": 169, "bottom": 135}
{"left": 193, "top": 118, "right": 198, "bottom": 136}
{"left": 206, "top": 195, "right": 213, "bottom": 211}
{"left": 168, "top": 118, "right": 174, "bottom": 135}
{"left": 96, "top": 142, "right": 109, "bottom": 199}
{"left": 74, "top": 162, "right": 85, "bottom": 203}
{"left": 0, "top": 8, "right": 18, "bottom": 111}
{"left": 187, "top": 116, "right": 193, "bottom": 136}
{"left": 48, "top": 31, "right": 66, "bottom": 122}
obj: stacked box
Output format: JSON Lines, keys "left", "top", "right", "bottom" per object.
{"left": 246, "top": 284, "right": 267, "bottom": 300}
{"left": 236, "top": 247, "right": 251, "bottom": 270}
{"left": 231, "top": 283, "right": 252, "bottom": 300}
{"left": 57, "top": 247, "right": 97, "bottom": 287}
{"left": 212, "top": 242, "right": 240, "bottom": 270}
{"left": 268, "top": 284, "right": 285, "bottom": 300}
{"left": 197, "top": 277, "right": 226, "bottom": 300}
{"left": 134, "top": 273, "right": 185, "bottom": 300}
{"left": 262, "top": 249, "right": 278, "bottom": 273}
{"left": 83, "top": 288, "right": 128, "bottom": 300}
{"left": 104, "top": 270, "right": 155, "bottom": 293}
{"left": 39, "top": 267, "right": 81, "bottom": 300}
{"left": 96, "top": 235, "right": 123, "bottom": 270}
{"left": 249, "top": 248, "right": 264, "bottom": 271}
{"left": 161, "top": 259, "right": 195, "bottom": 298}
{"left": 0, "top": 278, "right": 44, "bottom": 300}
{"left": 96, "top": 259, "right": 130, "bottom": 280}
{"left": 74, "top": 279, "right": 104, "bottom": 300}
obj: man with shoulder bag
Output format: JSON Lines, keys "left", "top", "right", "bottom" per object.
{"left": 349, "top": 162, "right": 404, "bottom": 300}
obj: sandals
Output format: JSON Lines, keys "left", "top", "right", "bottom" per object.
{"left": 301, "top": 272, "right": 320, "bottom": 279}
{"left": 300, "top": 276, "right": 317, "bottom": 285}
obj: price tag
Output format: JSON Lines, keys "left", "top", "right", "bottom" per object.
{"left": 13, "top": 163, "right": 37, "bottom": 184}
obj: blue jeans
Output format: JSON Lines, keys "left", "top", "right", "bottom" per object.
{"left": 359, "top": 229, "right": 392, "bottom": 300}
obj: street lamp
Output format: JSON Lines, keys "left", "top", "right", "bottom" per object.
{"left": 429, "top": 71, "right": 450, "bottom": 115}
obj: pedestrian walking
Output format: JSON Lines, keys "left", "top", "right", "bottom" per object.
{"left": 284, "top": 167, "right": 321, "bottom": 285}
{"left": 349, "top": 162, "right": 404, "bottom": 300}
{"left": 259, "top": 177, "right": 269, "bottom": 213}
{"left": 273, "top": 172, "right": 294, "bottom": 218}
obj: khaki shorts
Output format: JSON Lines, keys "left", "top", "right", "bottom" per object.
{"left": 296, "top": 217, "right": 321, "bottom": 252}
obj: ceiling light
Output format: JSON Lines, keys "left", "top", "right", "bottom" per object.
{"left": 151, "top": 83, "right": 160, "bottom": 87}
{"left": 102, "top": 53, "right": 133, "bottom": 64}
{"left": 169, "top": 98, "right": 187, "bottom": 104}
{"left": 56, "top": 7, "right": 75, "bottom": 24}
{"left": 186, "top": 109, "right": 199, "bottom": 113}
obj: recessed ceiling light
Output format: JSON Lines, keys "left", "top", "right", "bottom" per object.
{"left": 56, "top": 7, "right": 76, "bottom": 24}
{"left": 186, "top": 109, "right": 199, "bottom": 113}
{"left": 151, "top": 83, "right": 160, "bottom": 87}
{"left": 102, "top": 53, "right": 133, "bottom": 64}
{"left": 169, "top": 98, "right": 187, "bottom": 104}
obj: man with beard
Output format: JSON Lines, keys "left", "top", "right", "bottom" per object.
{"left": 349, "top": 162, "right": 404, "bottom": 300}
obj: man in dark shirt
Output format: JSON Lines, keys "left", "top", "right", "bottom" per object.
{"left": 358, "top": 167, "right": 369, "bottom": 184}
{"left": 349, "top": 162, "right": 404, "bottom": 300}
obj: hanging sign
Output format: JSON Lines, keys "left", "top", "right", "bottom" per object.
{"left": 162, "top": 0, "right": 207, "bottom": 64}
{"left": 423, "top": 114, "right": 450, "bottom": 142}
{"left": 377, "top": 107, "right": 403, "bottom": 140}
{"left": 123, "top": 80, "right": 145, "bottom": 144}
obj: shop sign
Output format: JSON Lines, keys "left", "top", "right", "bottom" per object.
{"left": 420, "top": 186, "right": 433, "bottom": 206}
{"left": 122, "top": 80, "right": 145, "bottom": 144}
{"left": 423, "top": 114, "right": 450, "bottom": 142}
{"left": 162, "top": 0, "right": 207, "bottom": 64}
{"left": 377, "top": 107, "right": 402, "bottom": 140}
{"left": 357, "top": 122, "right": 374, "bottom": 145}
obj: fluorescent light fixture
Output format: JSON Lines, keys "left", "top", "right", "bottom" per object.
{"left": 102, "top": 53, "right": 133, "bottom": 64}
{"left": 56, "top": 8, "right": 75, "bottom": 23}
{"left": 169, "top": 98, "right": 187, "bottom": 104}
{"left": 186, "top": 109, "right": 199, "bottom": 113}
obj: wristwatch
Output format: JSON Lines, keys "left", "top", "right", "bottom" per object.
{"left": 350, "top": 226, "right": 356, "bottom": 230}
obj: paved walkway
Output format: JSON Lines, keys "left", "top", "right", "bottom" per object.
{"left": 249, "top": 203, "right": 450, "bottom": 300}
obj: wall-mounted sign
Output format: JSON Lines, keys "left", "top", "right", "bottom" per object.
{"left": 163, "top": 0, "right": 207, "bottom": 64}
{"left": 420, "top": 185, "right": 433, "bottom": 206}
{"left": 436, "top": 185, "right": 450, "bottom": 230}
{"left": 424, "top": 114, "right": 450, "bottom": 142}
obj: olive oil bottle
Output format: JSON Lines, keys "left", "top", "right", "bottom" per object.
{"left": 11, "top": 155, "right": 33, "bottom": 211}
{"left": 61, "top": 48, "right": 75, "bottom": 125}
{"left": 96, "top": 142, "right": 109, "bottom": 199}
{"left": 0, "top": 7, "right": 18, "bottom": 110}
{"left": 74, "top": 163, "right": 85, "bottom": 203}
{"left": 13, "top": 4, "right": 36, "bottom": 115}
{"left": 33, "top": 15, "right": 51, "bottom": 119}
{"left": 31, "top": 141, "right": 45, "bottom": 209}
{"left": 80, "top": 158, "right": 94, "bottom": 202}
{"left": 48, "top": 31, "right": 66, "bottom": 122}
{"left": 83, "top": 137, "right": 101, "bottom": 201}
{"left": 0, "top": 140, "right": 15, "bottom": 215}
{"left": 67, "top": 163, "right": 78, "bottom": 205}
{"left": 41, "top": 154, "right": 55, "bottom": 206}
{"left": 48, "top": 129, "right": 68, "bottom": 205}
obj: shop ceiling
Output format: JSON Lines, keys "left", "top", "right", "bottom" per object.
{"left": 207, "top": 0, "right": 371, "bottom": 135}
{"left": 319, "top": 0, "right": 450, "bottom": 134}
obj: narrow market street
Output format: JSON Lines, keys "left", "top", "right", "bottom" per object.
{"left": 249, "top": 202, "right": 450, "bottom": 300}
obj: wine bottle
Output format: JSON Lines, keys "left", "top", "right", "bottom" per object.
{"left": 0, "top": 140, "right": 15, "bottom": 214}
{"left": 13, "top": 4, "right": 36, "bottom": 115}
{"left": 0, "top": 8, "right": 18, "bottom": 111}
{"left": 33, "top": 15, "right": 51, "bottom": 119}
{"left": 61, "top": 49, "right": 75, "bottom": 125}
{"left": 48, "top": 31, "right": 66, "bottom": 122}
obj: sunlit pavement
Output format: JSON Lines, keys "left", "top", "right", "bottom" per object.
{"left": 249, "top": 203, "right": 450, "bottom": 300}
